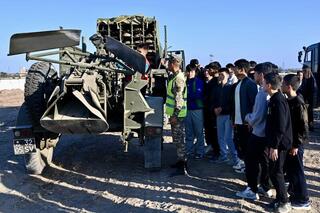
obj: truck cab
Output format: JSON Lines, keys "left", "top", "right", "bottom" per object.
{"left": 298, "top": 43, "right": 320, "bottom": 106}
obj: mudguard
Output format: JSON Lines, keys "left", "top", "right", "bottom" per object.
{"left": 9, "top": 29, "right": 81, "bottom": 55}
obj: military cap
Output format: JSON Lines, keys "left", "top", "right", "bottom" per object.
{"left": 168, "top": 55, "right": 183, "bottom": 65}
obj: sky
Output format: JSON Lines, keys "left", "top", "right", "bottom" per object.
{"left": 1, "top": 0, "right": 320, "bottom": 72}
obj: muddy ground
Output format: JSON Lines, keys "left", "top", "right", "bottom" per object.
{"left": 0, "top": 89, "right": 319, "bottom": 213}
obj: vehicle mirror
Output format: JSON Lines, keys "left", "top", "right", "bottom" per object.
{"left": 298, "top": 51, "right": 302, "bottom": 63}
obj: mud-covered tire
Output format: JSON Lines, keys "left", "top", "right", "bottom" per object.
{"left": 40, "top": 147, "right": 54, "bottom": 165}
{"left": 24, "top": 62, "right": 57, "bottom": 127}
{"left": 21, "top": 62, "right": 57, "bottom": 174}
{"left": 16, "top": 104, "right": 54, "bottom": 174}
{"left": 24, "top": 147, "right": 54, "bottom": 175}
{"left": 24, "top": 149, "right": 46, "bottom": 175}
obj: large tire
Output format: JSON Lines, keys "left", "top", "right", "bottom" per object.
{"left": 21, "top": 62, "right": 57, "bottom": 174}
{"left": 22, "top": 146, "right": 54, "bottom": 175}
{"left": 24, "top": 62, "right": 57, "bottom": 128}
{"left": 16, "top": 104, "right": 47, "bottom": 174}
{"left": 24, "top": 146, "right": 54, "bottom": 175}
{"left": 24, "top": 149, "right": 46, "bottom": 175}
{"left": 40, "top": 147, "right": 54, "bottom": 165}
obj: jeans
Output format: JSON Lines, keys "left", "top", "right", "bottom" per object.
{"left": 216, "top": 115, "right": 239, "bottom": 164}
{"left": 185, "top": 109, "right": 205, "bottom": 156}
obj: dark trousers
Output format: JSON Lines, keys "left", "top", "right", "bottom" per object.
{"left": 245, "top": 134, "right": 271, "bottom": 193}
{"left": 204, "top": 113, "right": 219, "bottom": 156}
{"left": 269, "top": 149, "right": 289, "bottom": 203}
{"left": 286, "top": 146, "right": 309, "bottom": 203}
{"left": 233, "top": 124, "right": 250, "bottom": 160}
{"left": 306, "top": 103, "right": 314, "bottom": 127}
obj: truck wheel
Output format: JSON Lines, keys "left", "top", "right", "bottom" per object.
{"left": 40, "top": 146, "right": 54, "bottom": 165}
{"left": 24, "top": 149, "right": 46, "bottom": 175}
{"left": 24, "top": 62, "right": 57, "bottom": 127}
{"left": 19, "top": 61, "right": 57, "bottom": 174}
{"left": 23, "top": 142, "right": 55, "bottom": 175}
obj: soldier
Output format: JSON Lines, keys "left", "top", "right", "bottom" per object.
{"left": 166, "top": 55, "right": 188, "bottom": 176}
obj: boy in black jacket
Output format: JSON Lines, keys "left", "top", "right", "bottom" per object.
{"left": 282, "top": 74, "right": 311, "bottom": 210}
{"left": 263, "top": 73, "right": 292, "bottom": 213}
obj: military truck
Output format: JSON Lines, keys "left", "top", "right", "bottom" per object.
{"left": 9, "top": 15, "right": 183, "bottom": 174}
{"left": 298, "top": 43, "right": 320, "bottom": 106}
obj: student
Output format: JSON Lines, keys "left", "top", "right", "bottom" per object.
{"left": 248, "top": 60, "right": 257, "bottom": 80}
{"left": 282, "top": 74, "right": 311, "bottom": 210}
{"left": 236, "top": 62, "right": 274, "bottom": 200}
{"left": 205, "top": 62, "right": 222, "bottom": 159}
{"left": 300, "top": 65, "right": 316, "bottom": 131}
{"left": 296, "top": 70, "right": 304, "bottom": 98}
{"left": 203, "top": 64, "right": 219, "bottom": 158}
{"left": 190, "top": 59, "right": 204, "bottom": 81}
{"left": 232, "top": 59, "right": 258, "bottom": 173}
{"left": 213, "top": 68, "right": 240, "bottom": 165}
{"left": 226, "top": 63, "right": 238, "bottom": 85}
{"left": 185, "top": 64, "right": 205, "bottom": 159}
{"left": 264, "top": 72, "right": 292, "bottom": 213}
{"left": 296, "top": 70, "right": 303, "bottom": 89}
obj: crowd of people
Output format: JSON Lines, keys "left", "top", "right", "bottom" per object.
{"left": 165, "top": 56, "right": 316, "bottom": 213}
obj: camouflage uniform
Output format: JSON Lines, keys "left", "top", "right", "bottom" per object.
{"left": 170, "top": 70, "right": 187, "bottom": 161}
{"left": 171, "top": 117, "right": 186, "bottom": 161}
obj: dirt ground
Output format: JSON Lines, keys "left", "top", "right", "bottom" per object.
{"left": 0, "top": 89, "right": 319, "bottom": 213}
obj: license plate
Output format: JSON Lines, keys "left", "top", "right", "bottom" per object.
{"left": 13, "top": 138, "right": 36, "bottom": 155}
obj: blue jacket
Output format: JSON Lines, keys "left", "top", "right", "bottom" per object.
{"left": 187, "top": 77, "right": 204, "bottom": 110}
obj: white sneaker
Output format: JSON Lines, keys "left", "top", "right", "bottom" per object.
{"left": 234, "top": 167, "right": 246, "bottom": 174}
{"left": 291, "top": 201, "right": 311, "bottom": 210}
{"left": 276, "top": 202, "right": 292, "bottom": 213}
{"left": 232, "top": 160, "right": 245, "bottom": 170}
{"left": 257, "top": 186, "right": 273, "bottom": 198}
{"left": 236, "top": 187, "right": 259, "bottom": 200}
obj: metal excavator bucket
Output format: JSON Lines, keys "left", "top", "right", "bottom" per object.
{"left": 40, "top": 82, "right": 109, "bottom": 134}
